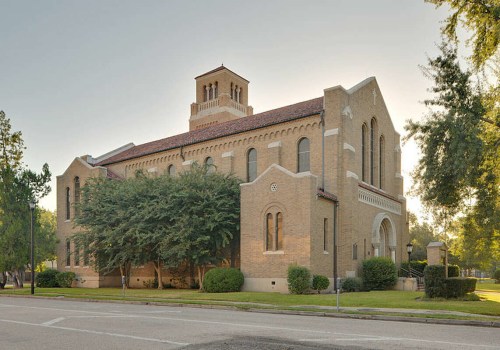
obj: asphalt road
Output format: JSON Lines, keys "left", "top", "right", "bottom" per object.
{"left": 0, "top": 296, "right": 498, "bottom": 350}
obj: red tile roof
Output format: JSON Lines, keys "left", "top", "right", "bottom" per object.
{"left": 98, "top": 96, "right": 323, "bottom": 166}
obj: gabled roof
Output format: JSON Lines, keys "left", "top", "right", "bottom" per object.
{"left": 98, "top": 96, "right": 323, "bottom": 166}
{"left": 195, "top": 65, "right": 249, "bottom": 83}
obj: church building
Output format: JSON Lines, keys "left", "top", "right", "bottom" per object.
{"left": 56, "top": 66, "right": 408, "bottom": 292}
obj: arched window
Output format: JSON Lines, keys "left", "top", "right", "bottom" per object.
{"left": 370, "top": 118, "right": 377, "bottom": 185}
{"left": 266, "top": 213, "right": 274, "bottom": 251}
{"left": 247, "top": 148, "right": 257, "bottom": 182}
{"left": 168, "top": 164, "right": 176, "bottom": 176}
{"left": 323, "top": 218, "right": 328, "bottom": 252}
{"left": 276, "top": 212, "right": 283, "bottom": 250}
{"left": 65, "top": 187, "right": 70, "bottom": 220}
{"left": 265, "top": 212, "right": 284, "bottom": 251}
{"left": 205, "top": 157, "right": 215, "bottom": 174}
{"left": 361, "top": 123, "right": 368, "bottom": 182}
{"left": 379, "top": 135, "right": 385, "bottom": 189}
{"left": 297, "top": 137, "right": 310, "bottom": 173}
{"left": 74, "top": 177, "right": 80, "bottom": 218}
{"left": 66, "top": 239, "right": 71, "bottom": 266}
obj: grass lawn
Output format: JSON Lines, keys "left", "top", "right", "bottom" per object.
{"left": 2, "top": 285, "right": 499, "bottom": 318}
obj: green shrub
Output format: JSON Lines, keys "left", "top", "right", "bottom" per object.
{"left": 142, "top": 279, "right": 158, "bottom": 289}
{"left": 56, "top": 272, "right": 76, "bottom": 288}
{"left": 202, "top": 268, "right": 244, "bottom": 293}
{"left": 493, "top": 269, "right": 500, "bottom": 283}
{"left": 287, "top": 265, "right": 311, "bottom": 294}
{"left": 312, "top": 275, "right": 330, "bottom": 293}
{"left": 362, "top": 257, "right": 397, "bottom": 290}
{"left": 424, "top": 265, "right": 446, "bottom": 298}
{"left": 444, "top": 277, "right": 477, "bottom": 298}
{"left": 35, "top": 269, "right": 60, "bottom": 288}
{"left": 448, "top": 264, "right": 460, "bottom": 277}
{"left": 341, "top": 277, "right": 363, "bottom": 292}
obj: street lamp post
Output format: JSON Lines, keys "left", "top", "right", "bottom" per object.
{"left": 406, "top": 242, "right": 413, "bottom": 278}
{"left": 29, "top": 201, "right": 35, "bottom": 295}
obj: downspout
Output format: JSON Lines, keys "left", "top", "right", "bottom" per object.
{"left": 320, "top": 110, "right": 325, "bottom": 190}
{"left": 333, "top": 201, "right": 338, "bottom": 291}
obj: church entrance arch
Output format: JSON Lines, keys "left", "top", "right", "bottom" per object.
{"left": 371, "top": 213, "right": 397, "bottom": 262}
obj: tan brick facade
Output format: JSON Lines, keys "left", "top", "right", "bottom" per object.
{"left": 56, "top": 66, "right": 408, "bottom": 292}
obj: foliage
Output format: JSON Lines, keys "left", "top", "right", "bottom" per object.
{"left": 448, "top": 264, "right": 460, "bottom": 277}
{"left": 425, "top": 0, "right": 499, "bottom": 69}
{"left": 405, "top": 44, "right": 499, "bottom": 270}
{"left": 74, "top": 163, "right": 241, "bottom": 290}
{"left": 35, "top": 269, "right": 60, "bottom": 288}
{"left": 0, "top": 111, "right": 54, "bottom": 288}
{"left": 361, "top": 257, "right": 397, "bottom": 291}
{"left": 202, "top": 268, "right": 244, "bottom": 293}
{"left": 444, "top": 277, "right": 477, "bottom": 298}
{"left": 311, "top": 275, "right": 329, "bottom": 293}
{"left": 56, "top": 272, "right": 76, "bottom": 288}
{"left": 494, "top": 269, "right": 500, "bottom": 283}
{"left": 341, "top": 277, "right": 363, "bottom": 292}
{"left": 401, "top": 260, "right": 428, "bottom": 276}
{"left": 408, "top": 213, "right": 439, "bottom": 260}
{"left": 424, "top": 265, "right": 447, "bottom": 298}
{"left": 287, "top": 265, "right": 311, "bottom": 294}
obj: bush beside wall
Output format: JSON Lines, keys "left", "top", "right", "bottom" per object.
{"left": 56, "top": 272, "right": 76, "bottom": 288}
{"left": 341, "top": 277, "right": 363, "bottom": 292}
{"left": 362, "top": 257, "right": 397, "bottom": 290}
{"left": 202, "top": 268, "right": 244, "bottom": 293}
{"left": 287, "top": 265, "right": 311, "bottom": 294}
{"left": 35, "top": 269, "right": 60, "bottom": 288}
{"left": 312, "top": 275, "right": 329, "bottom": 293}
{"left": 448, "top": 265, "right": 460, "bottom": 277}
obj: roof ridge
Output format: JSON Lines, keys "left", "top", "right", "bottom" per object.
{"left": 97, "top": 96, "right": 323, "bottom": 166}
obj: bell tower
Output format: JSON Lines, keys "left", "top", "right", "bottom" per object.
{"left": 189, "top": 65, "right": 253, "bottom": 131}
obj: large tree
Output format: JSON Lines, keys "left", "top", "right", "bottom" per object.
{"left": 406, "top": 44, "right": 499, "bottom": 268}
{"left": 160, "top": 164, "right": 241, "bottom": 289}
{"left": 75, "top": 164, "right": 241, "bottom": 289}
{"left": 426, "top": 0, "right": 500, "bottom": 69}
{"left": 0, "top": 111, "right": 54, "bottom": 288}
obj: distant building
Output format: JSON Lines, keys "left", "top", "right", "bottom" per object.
{"left": 56, "top": 66, "right": 408, "bottom": 292}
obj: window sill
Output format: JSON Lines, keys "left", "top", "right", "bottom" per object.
{"left": 323, "top": 251, "right": 329, "bottom": 255}
{"left": 65, "top": 266, "right": 70, "bottom": 269}
{"left": 263, "top": 250, "right": 284, "bottom": 255}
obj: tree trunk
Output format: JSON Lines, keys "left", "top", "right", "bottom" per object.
{"left": 12, "top": 269, "right": 24, "bottom": 289}
{"left": 153, "top": 259, "right": 163, "bottom": 290}
{"left": 197, "top": 265, "right": 206, "bottom": 290}
{"left": 0, "top": 272, "right": 7, "bottom": 289}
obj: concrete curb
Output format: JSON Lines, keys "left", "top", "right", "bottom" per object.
{"left": 1, "top": 294, "right": 499, "bottom": 328}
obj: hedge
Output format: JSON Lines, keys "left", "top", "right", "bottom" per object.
{"left": 56, "top": 271, "right": 76, "bottom": 288}
{"left": 424, "top": 265, "right": 446, "bottom": 298}
{"left": 35, "top": 269, "right": 60, "bottom": 288}
{"left": 400, "top": 260, "right": 427, "bottom": 276}
{"left": 312, "top": 275, "right": 329, "bottom": 293}
{"left": 493, "top": 269, "right": 500, "bottom": 283}
{"left": 287, "top": 265, "right": 311, "bottom": 294}
{"left": 362, "top": 257, "right": 397, "bottom": 290}
{"left": 202, "top": 268, "right": 244, "bottom": 293}
{"left": 444, "top": 278, "right": 477, "bottom": 298}
{"left": 341, "top": 277, "right": 363, "bottom": 292}
{"left": 448, "top": 265, "right": 460, "bottom": 277}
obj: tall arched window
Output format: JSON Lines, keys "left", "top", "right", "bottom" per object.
{"left": 74, "top": 177, "right": 80, "bottom": 218}
{"left": 247, "top": 148, "right": 257, "bottom": 182}
{"left": 65, "top": 187, "right": 71, "bottom": 220}
{"left": 362, "top": 123, "right": 368, "bottom": 182}
{"left": 276, "top": 212, "right": 283, "bottom": 250}
{"left": 205, "top": 157, "right": 215, "bottom": 174}
{"left": 370, "top": 118, "right": 377, "bottom": 185}
{"left": 168, "top": 164, "right": 176, "bottom": 176}
{"left": 379, "top": 135, "right": 385, "bottom": 189}
{"left": 266, "top": 213, "right": 274, "bottom": 251}
{"left": 297, "top": 137, "right": 310, "bottom": 173}
{"left": 265, "top": 212, "right": 284, "bottom": 251}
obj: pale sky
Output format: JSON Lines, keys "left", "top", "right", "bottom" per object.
{"left": 1, "top": 1, "right": 452, "bottom": 216}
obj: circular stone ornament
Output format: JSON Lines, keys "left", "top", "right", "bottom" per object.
{"left": 270, "top": 183, "right": 278, "bottom": 192}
